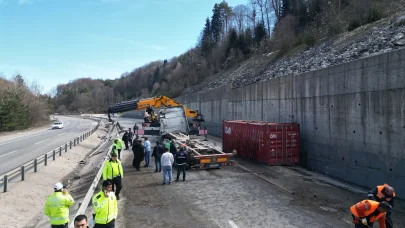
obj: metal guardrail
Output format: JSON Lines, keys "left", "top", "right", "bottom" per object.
{"left": 69, "top": 123, "right": 118, "bottom": 228}
{"left": 0, "top": 117, "right": 104, "bottom": 192}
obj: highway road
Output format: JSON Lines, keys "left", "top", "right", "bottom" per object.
{"left": 0, "top": 116, "right": 98, "bottom": 175}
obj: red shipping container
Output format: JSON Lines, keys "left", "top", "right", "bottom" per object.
{"left": 222, "top": 120, "right": 300, "bottom": 165}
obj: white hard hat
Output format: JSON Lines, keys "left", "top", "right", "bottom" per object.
{"left": 54, "top": 182, "right": 63, "bottom": 191}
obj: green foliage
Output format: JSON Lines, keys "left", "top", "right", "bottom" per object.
{"left": 254, "top": 22, "right": 267, "bottom": 46}
{"left": 0, "top": 89, "right": 29, "bottom": 131}
{"left": 200, "top": 18, "right": 213, "bottom": 56}
{"left": 211, "top": 3, "right": 222, "bottom": 44}
{"left": 296, "top": 33, "right": 317, "bottom": 47}
{"left": 348, "top": 20, "right": 361, "bottom": 31}
{"left": 367, "top": 8, "right": 382, "bottom": 23}
{"left": 226, "top": 28, "right": 238, "bottom": 56}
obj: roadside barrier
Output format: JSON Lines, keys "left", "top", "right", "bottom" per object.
{"left": 0, "top": 117, "right": 104, "bottom": 192}
{"left": 69, "top": 123, "right": 118, "bottom": 228}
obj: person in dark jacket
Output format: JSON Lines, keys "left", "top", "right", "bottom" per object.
{"left": 169, "top": 140, "right": 177, "bottom": 166}
{"left": 128, "top": 128, "right": 133, "bottom": 146}
{"left": 175, "top": 146, "right": 187, "bottom": 181}
{"left": 132, "top": 139, "right": 144, "bottom": 171}
{"left": 152, "top": 141, "right": 164, "bottom": 172}
{"left": 170, "top": 140, "right": 177, "bottom": 155}
{"left": 122, "top": 131, "right": 129, "bottom": 150}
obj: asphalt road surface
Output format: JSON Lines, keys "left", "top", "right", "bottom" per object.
{"left": 0, "top": 116, "right": 97, "bottom": 175}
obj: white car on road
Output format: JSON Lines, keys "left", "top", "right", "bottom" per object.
{"left": 52, "top": 121, "right": 64, "bottom": 129}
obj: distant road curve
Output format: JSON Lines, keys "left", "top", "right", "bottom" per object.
{"left": 0, "top": 116, "right": 97, "bottom": 175}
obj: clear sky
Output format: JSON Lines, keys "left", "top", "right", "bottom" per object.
{"left": 0, "top": 0, "right": 247, "bottom": 93}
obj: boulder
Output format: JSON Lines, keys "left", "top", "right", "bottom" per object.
{"left": 391, "top": 15, "right": 405, "bottom": 27}
{"left": 395, "top": 39, "right": 405, "bottom": 46}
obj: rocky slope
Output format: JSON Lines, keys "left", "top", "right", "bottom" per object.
{"left": 184, "top": 14, "right": 405, "bottom": 94}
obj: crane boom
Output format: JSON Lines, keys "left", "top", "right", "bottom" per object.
{"left": 107, "top": 96, "right": 204, "bottom": 122}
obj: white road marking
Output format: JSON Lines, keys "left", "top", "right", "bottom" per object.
{"left": 228, "top": 220, "right": 239, "bottom": 228}
{"left": 0, "top": 150, "right": 18, "bottom": 158}
{"left": 0, "top": 131, "right": 48, "bottom": 146}
{"left": 34, "top": 138, "right": 50, "bottom": 145}
{"left": 0, "top": 120, "right": 72, "bottom": 146}
{"left": 58, "top": 133, "right": 67, "bottom": 136}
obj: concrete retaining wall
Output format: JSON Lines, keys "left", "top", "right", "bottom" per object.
{"left": 177, "top": 48, "right": 405, "bottom": 196}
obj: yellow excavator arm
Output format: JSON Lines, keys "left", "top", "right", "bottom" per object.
{"left": 136, "top": 96, "right": 200, "bottom": 118}
{"left": 107, "top": 96, "right": 204, "bottom": 122}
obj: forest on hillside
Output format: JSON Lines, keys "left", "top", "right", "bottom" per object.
{"left": 0, "top": 75, "right": 53, "bottom": 131}
{"left": 52, "top": 0, "right": 394, "bottom": 113}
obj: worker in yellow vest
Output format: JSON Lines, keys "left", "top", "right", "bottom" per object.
{"left": 91, "top": 180, "right": 118, "bottom": 228}
{"left": 44, "top": 182, "right": 75, "bottom": 228}
{"left": 103, "top": 151, "right": 123, "bottom": 200}
{"left": 113, "top": 138, "right": 123, "bottom": 159}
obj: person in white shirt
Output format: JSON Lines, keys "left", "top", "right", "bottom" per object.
{"left": 160, "top": 147, "right": 174, "bottom": 185}
{"left": 143, "top": 137, "right": 151, "bottom": 167}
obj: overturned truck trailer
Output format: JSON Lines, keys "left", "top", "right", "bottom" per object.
{"left": 165, "top": 132, "right": 236, "bottom": 169}
{"left": 137, "top": 106, "right": 206, "bottom": 137}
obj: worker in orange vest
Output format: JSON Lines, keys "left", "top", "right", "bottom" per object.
{"left": 367, "top": 183, "right": 396, "bottom": 228}
{"left": 350, "top": 200, "right": 391, "bottom": 228}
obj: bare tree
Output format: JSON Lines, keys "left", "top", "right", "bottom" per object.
{"left": 271, "top": 0, "right": 281, "bottom": 22}
{"left": 253, "top": 0, "right": 265, "bottom": 25}
{"left": 233, "top": 4, "right": 249, "bottom": 32}
{"left": 248, "top": 1, "right": 257, "bottom": 28}
{"left": 264, "top": 0, "right": 273, "bottom": 35}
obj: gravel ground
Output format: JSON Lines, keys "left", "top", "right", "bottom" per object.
{"left": 110, "top": 119, "right": 405, "bottom": 228}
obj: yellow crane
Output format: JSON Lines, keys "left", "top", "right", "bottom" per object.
{"left": 107, "top": 96, "right": 204, "bottom": 122}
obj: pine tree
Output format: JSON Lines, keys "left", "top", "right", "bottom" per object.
{"left": 226, "top": 28, "right": 238, "bottom": 56}
{"left": 254, "top": 22, "right": 267, "bottom": 45}
{"left": 200, "top": 17, "right": 213, "bottom": 56}
{"left": 228, "top": 28, "right": 238, "bottom": 49}
{"left": 211, "top": 3, "right": 223, "bottom": 44}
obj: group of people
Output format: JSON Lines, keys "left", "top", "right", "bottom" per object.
{"left": 44, "top": 135, "right": 126, "bottom": 228}
{"left": 351, "top": 183, "right": 396, "bottom": 228}
{"left": 121, "top": 128, "right": 134, "bottom": 151}
{"left": 130, "top": 135, "right": 188, "bottom": 184}
{"left": 44, "top": 179, "right": 118, "bottom": 228}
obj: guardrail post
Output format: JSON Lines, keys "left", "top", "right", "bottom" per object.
{"left": 59, "top": 147, "right": 62, "bottom": 156}
{"left": 70, "top": 141, "right": 72, "bottom": 149}
{"left": 34, "top": 159, "right": 38, "bottom": 173}
{"left": 45, "top": 154, "right": 48, "bottom": 166}
{"left": 74, "top": 139, "right": 76, "bottom": 146}
{"left": 3, "top": 175, "right": 7, "bottom": 192}
{"left": 53, "top": 150, "right": 56, "bottom": 160}
{"left": 65, "top": 143, "right": 67, "bottom": 152}
{"left": 21, "top": 166, "right": 25, "bottom": 181}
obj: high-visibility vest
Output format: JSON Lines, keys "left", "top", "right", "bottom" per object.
{"left": 376, "top": 184, "right": 396, "bottom": 202}
{"left": 350, "top": 200, "right": 385, "bottom": 223}
{"left": 92, "top": 191, "right": 117, "bottom": 224}
{"left": 44, "top": 192, "right": 74, "bottom": 225}
{"left": 115, "top": 139, "right": 123, "bottom": 149}
{"left": 102, "top": 159, "right": 123, "bottom": 180}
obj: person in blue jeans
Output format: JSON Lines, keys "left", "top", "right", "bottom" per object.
{"left": 160, "top": 147, "right": 174, "bottom": 185}
{"left": 152, "top": 141, "right": 164, "bottom": 172}
{"left": 143, "top": 137, "right": 151, "bottom": 167}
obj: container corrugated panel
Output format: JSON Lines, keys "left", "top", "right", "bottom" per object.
{"left": 223, "top": 120, "right": 300, "bottom": 165}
